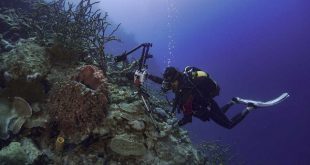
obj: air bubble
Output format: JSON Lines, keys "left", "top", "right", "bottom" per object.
{"left": 165, "top": 0, "right": 178, "bottom": 67}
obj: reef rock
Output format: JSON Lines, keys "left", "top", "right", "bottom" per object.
{"left": 128, "top": 120, "right": 145, "bottom": 131}
{"left": 20, "top": 138, "right": 43, "bottom": 163}
{"left": 118, "top": 100, "right": 145, "bottom": 114}
{"left": 109, "top": 84, "right": 136, "bottom": 104}
{"left": 0, "top": 38, "right": 50, "bottom": 102}
{"left": 110, "top": 133, "right": 146, "bottom": 156}
{"left": 98, "top": 97, "right": 203, "bottom": 164}
{"left": 0, "top": 38, "right": 50, "bottom": 80}
{"left": 0, "top": 142, "right": 28, "bottom": 165}
{"left": 0, "top": 138, "right": 42, "bottom": 165}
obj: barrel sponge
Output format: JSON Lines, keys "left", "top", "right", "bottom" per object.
{"left": 72, "top": 65, "right": 106, "bottom": 90}
{"left": 48, "top": 81, "right": 108, "bottom": 143}
{"left": 48, "top": 66, "right": 108, "bottom": 143}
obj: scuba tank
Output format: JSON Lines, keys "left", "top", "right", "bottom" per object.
{"left": 183, "top": 66, "right": 220, "bottom": 98}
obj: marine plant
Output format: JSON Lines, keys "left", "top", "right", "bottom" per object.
{"left": 26, "top": 0, "right": 120, "bottom": 69}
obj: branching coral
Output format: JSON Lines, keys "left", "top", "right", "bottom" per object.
{"left": 48, "top": 65, "right": 108, "bottom": 143}
{"left": 0, "top": 8, "right": 33, "bottom": 49}
{"left": 26, "top": 0, "right": 120, "bottom": 69}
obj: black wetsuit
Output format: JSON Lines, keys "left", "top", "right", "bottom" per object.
{"left": 148, "top": 70, "right": 250, "bottom": 129}
{"left": 181, "top": 72, "right": 251, "bottom": 129}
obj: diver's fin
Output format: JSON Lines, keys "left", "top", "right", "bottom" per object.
{"left": 235, "top": 92, "right": 289, "bottom": 108}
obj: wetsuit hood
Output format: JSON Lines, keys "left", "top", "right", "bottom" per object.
{"left": 162, "top": 67, "right": 182, "bottom": 92}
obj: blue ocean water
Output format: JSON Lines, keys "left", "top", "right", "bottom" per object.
{"left": 103, "top": 0, "right": 310, "bottom": 164}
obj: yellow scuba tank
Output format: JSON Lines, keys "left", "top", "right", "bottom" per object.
{"left": 184, "top": 66, "right": 220, "bottom": 98}
{"left": 184, "top": 66, "right": 208, "bottom": 78}
{"left": 195, "top": 71, "right": 208, "bottom": 78}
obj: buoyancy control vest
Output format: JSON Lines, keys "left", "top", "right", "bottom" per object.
{"left": 183, "top": 66, "right": 220, "bottom": 99}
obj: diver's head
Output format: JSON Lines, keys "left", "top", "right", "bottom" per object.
{"left": 161, "top": 67, "right": 182, "bottom": 92}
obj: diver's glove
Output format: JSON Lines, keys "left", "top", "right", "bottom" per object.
{"left": 178, "top": 115, "right": 192, "bottom": 126}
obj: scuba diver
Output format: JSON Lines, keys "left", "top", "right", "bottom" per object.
{"left": 114, "top": 43, "right": 289, "bottom": 128}
{"left": 147, "top": 66, "right": 289, "bottom": 128}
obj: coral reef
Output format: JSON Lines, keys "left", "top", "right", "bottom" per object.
{"left": 46, "top": 43, "right": 79, "bottom": 65}
{"left": 28, "top": 0, "right": 120, "bottom": 69}
{"left": 0, "top": 97, "right": 32, "bottom": 140}
{"left": 0, "top": 142, "right": 28, "bottom": 165}
{"left": 0, "top": 0, "right": 231, "bottom": 164}
{"left": 47, "top": 64, "right": 78, "bottom": 84}
{"left": 197, "top": 140, "right": 241, "bottom": 165}
{"left": 44, "top": 55, "right": 204, "bottom": 164}
{"left": 0, "top": 38, "right": 50, "bottom": 79}
{"left": 110, "top": 133, "right": 147, "bottom": 156}
{"left": 0, "top": 9, "right": 25, "bottom": 38}
{"left": 73, "top": 65, "right": 107, "bottom": 90}
{"left": 48, "top": 66, "right": 108, "bottom": 143}
{"left": 109, "top": 83, "right": 137, "bottom": 104}
{"left": 0, "top": 138, "right": 42, "bottom": 165}
{"left": 0, "top": 7, "right": 35, "bottom": 53}
{"left": 0, "top": 38, "right": 50, "bottom": 102}
{"left": 24, "top": 102, "right": 49, "bottom": 129}
{"left": 91, "top": 87, "right": 203, "bottom": 164}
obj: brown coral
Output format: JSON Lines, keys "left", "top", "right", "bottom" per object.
{"left": 72, "top": 65, "right": 106, "bottom": 90}
{"left": 48, "top": 66, "right": 108, "bottom": 143}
